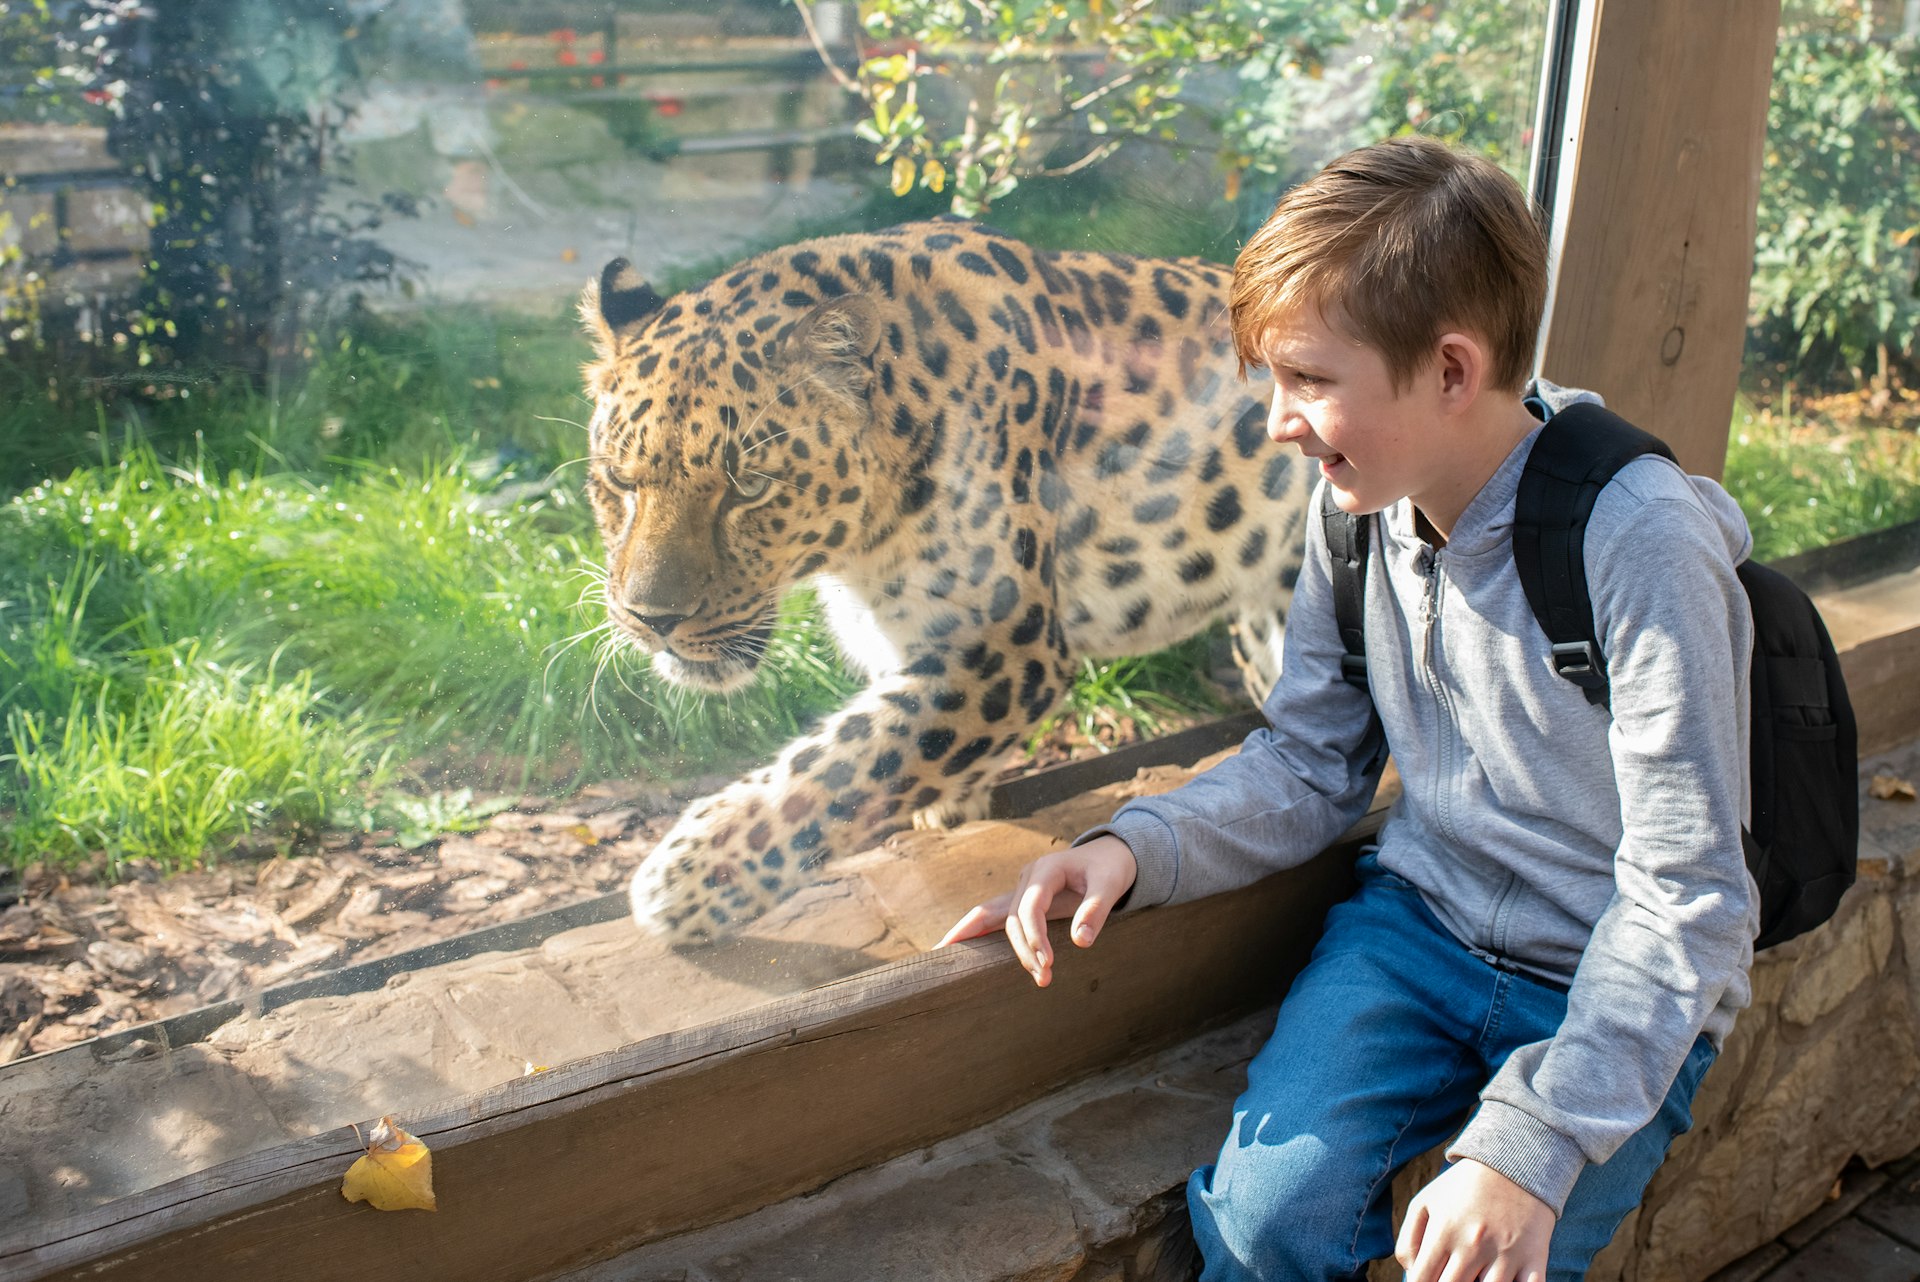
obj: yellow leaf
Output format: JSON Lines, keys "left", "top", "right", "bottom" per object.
{"left": 1870, "top": 773, "right": 1917, "bottom": 801}
{"left": 1894, "top": 227, "right": 1918, "bottom": 248}
{"left": 923, "top": 158, "right": 946, "bottom": 194}
{"left": 566, "top": 823, "right": 598, "bottom": 845}
{"left": 891, "top": 155, "right": 915, "bottom": 197}
{"left": 560, "top": 247, "right": 579, "bottom": 263}
{"left": 342, "top": 1116, "right": 437, "bottom": 1212}
{"left": 1223, "top": 168, "right": 1241, "bottom": 203}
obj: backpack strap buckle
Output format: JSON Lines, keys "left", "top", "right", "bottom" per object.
{"left": 1339, "top": 653, "right": 1370, "bottom": 691}
{"left": 1549, "top": 641, "right": 1607, "bottom": 688}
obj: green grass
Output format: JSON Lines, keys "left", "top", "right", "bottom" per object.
{"left": 1722, "top": 399, "right": 1920, "bottom": 563}
{"left": 5, "top": 648, "right": 392, "bottom": 873}
{"left": 1030, "top": 634, "right": 1234, "bottom": 753}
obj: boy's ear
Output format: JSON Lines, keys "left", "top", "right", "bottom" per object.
{"left": 1433, "top": 331, "right": 1488, "bottom": 407}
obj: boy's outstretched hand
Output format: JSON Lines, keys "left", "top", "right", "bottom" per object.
{"left": 936, "top": 835, "right": 1138, "bottom": 987}
{"left": 1396, "top": 1158, "right": 1554, "bottom": 1282}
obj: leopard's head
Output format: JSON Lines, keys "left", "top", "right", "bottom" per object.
{"left": 580, "top": 257, "right": 883, "bottom": 693}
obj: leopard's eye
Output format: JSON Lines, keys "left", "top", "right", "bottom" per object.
{"left": 598, "top": 465, "right": 639, "bottom": 492}
{"left": 732, "top": 469, "right": 772, "bottom": 501}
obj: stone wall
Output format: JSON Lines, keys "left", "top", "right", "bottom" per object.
{"left": 1575, "top": 731, "right": 1920, "bottom": 1282}
{"left": 0, "top": 124, "right": 147, "bottom": 317}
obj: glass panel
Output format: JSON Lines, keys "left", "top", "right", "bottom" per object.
{"left": 1729, "top": 0, "right": 1920, "bottom": 562}
{"left": 0, "top": 0, "right": 1549, "bottom": 1232}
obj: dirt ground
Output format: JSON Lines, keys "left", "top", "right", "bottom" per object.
{"left": 0, "top": 712, "right": 1206, "bottom": 1064}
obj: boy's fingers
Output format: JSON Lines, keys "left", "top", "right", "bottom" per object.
{"left": 1395, "top": 1202, "right": 1425, "bottom": 1270}
{"left": 937, "top": 894, "right": 1012, "bottom": 947}
{"left": 1068, "top": 893, "right": 1112, "bottom": 947}
{"left": 1002, "top": 874, "right": 1042, "bottom": 976}
{"left": 1013, "top": 873, "right": 1061, "bottom": 983}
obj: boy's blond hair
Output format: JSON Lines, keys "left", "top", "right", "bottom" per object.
{"left": 1230, "top": 136, "right": 1548, "bottom": 393}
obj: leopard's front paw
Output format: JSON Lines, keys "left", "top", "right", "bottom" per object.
{"left": 910, "top": 789, "right": 993, "bottom": 831}
{"left": 627, "top": 808, "right": 803, "bottom": 945}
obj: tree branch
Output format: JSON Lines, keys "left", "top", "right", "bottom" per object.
{"left": 1068, "top": 67, "right": 1141, "bottom": 113}
{"left": 792, "top": 0, "right": 862, "bottom": 94}
{"left": 1029, "top": 139, "right": 1123, "bottom": 179}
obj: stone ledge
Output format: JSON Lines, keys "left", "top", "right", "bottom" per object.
{"left": 560, "top": 733, "right": 1920, "bottom": 1282}
{"left": 554, "top": 1011, "right": 1270, "bottom": 1282}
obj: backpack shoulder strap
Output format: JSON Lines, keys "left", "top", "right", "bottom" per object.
{"left": 1321, "top": 485, "right": 1372, "bottom": 691}
{"left": 1512, "top": 401, "right": 1676, "bottom": 707}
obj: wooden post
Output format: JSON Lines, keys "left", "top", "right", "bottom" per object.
{"left": 1538, "top": 0, "right": 1783, "bottom": 478}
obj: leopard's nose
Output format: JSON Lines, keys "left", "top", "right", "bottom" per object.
{"left": 635, "top": 610, "right": 691, "bottom": 637}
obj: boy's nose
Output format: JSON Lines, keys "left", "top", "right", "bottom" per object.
{"left": 1266, "top": 392, "right": 1305, "bottom": 444}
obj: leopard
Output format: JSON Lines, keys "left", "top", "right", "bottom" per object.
{"left": 579, "top": 218, "right": 1315, "bottom": 943}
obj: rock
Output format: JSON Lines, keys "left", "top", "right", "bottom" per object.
{"left": 281, "top": 872, "right": 350, "bottom": 928}
{"left": 0, "top": 903, "right": 38, "bottom": 947}
{"left": 436, "top": 838, "right": 531, "bottom": 883}
{"left": 253, "top": 936, "right": 345, "bottom": 987}
{"left": 1041, "top": 1088, "right": 1226, "bottom": 1242}
{"left": 86, "top": 939, "right": 156, "bottom": 979}
{"left": 1779, "top": 894, "right": 1894, "bottom": 1026}
{"left": 697, "top": 1156, "right": 1088, "bottom": 1282}
{"left": 439, "top": 874, "right": 516, "bottom": 911}
{"left": 0, "top": 971, "right": 41, "bottom": 1024}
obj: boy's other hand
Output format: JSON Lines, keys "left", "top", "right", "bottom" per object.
{"left": 935, "top": 836, "right": 1138, "bottom": 987}
{"left": 1397, "top": 1158, "right": 1553, "bottom": 1282}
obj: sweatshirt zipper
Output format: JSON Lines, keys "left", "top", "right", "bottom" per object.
{"left": 1420, "top": 547, "right": 1460, "bottom": 848}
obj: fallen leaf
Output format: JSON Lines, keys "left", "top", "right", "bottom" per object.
{"left": 452, "top": 207, "right": 476, "bottom": 227}
{"left": 342, "top": 1116, "right": 437, "bottom": 1212}
{"left": 566, "top": 824, "right": 598, "bottom": 846}
{"left": 1870, "top": 774, "right": 1917, "bottom": 801}
{"left": 560, "top": 247, "right": 578, "bottom": 263}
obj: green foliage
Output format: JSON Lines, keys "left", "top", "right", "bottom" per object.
{"left": 376, "top": 788, "right": 518, "bottom": 850}
{"left": 1030, "top": 633, "right": 1231, "bottom": 752}
{"left": 2, "top": 636, "right": 393, "bottom": 873}
{"left": 0, "top": 0, "right": 95, "bottom": 123}
{"left": 1749, "top": 1, "right": 1920, "bottom": 392}
{"left": 108, "top": 1, "right": 404, "bottom": 372}
{"left": 1723, "top": 399, "right": 1920, "bottom": 561}
{"left": 802, "top": 0, "right": 1353, "bottom": 215}
{"left": 1357, "top": 0, "right": 1542, "bottom": 170}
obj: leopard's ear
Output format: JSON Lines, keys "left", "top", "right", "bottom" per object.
{"left": 581, "top": 258, "right": 665, "bottom": 361}
{"left": 780, "top": 294, "right": 881, "bottom": 403}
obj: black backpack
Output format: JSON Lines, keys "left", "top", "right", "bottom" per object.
{"left": 1323, "top": 401, "right": 1859, "bottom": 949}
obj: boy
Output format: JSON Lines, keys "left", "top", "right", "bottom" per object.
{"left": 941, "top": 136, "right": 1758, "bottom": 1282}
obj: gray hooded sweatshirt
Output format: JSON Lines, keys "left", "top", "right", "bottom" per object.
{"left": 1088, "top": 382, "right": 1758, "bottom": 1215}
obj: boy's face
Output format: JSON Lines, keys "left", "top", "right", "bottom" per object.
{"left": 1261, "top": 305, "right": 1445, "bottom": 518}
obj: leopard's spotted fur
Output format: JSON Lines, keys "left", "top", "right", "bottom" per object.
{"left": 580, "top": 219, "right": 1312, "bottom": 941}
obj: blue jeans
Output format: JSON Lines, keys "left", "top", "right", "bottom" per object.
{"left": 1189, "top": 856, "right": 1717, "bottom": 1282}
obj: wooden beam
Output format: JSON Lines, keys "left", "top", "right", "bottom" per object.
{"left": 1539, "top": 0, "right": 1782, "bottom": 478}
{"left": 1840, "top": 625, "right": 1920, "bottom": 758}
